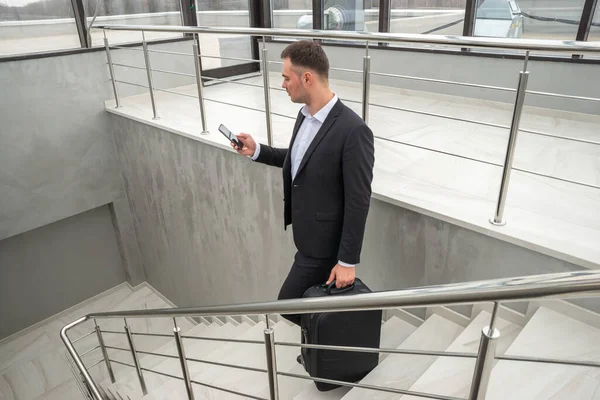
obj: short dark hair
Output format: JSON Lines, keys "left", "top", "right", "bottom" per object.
{"left": 281, "top": 40, "right": 329, "bottom": 79}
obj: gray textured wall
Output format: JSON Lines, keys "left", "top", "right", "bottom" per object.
{"left": 0, "top": 40, "right": 197, "bottom": 288}
{"left": 0, "top": 41, "right": 202, "bottom": 335}
{"left": 0, "top": 50, "right": 123, "bottom": 241}
{"left": 267, "top": 42, "right": 600, "bottom": 115}
{"left": 111, "top": 114, "right": 585, "bottom": 311}
{"left": 0, "top": 206, "right": 126, "bottom": 339}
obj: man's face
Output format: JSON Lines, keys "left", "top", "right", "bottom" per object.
{"left": 281, "top": 58, "right": 307, "bottom": 104}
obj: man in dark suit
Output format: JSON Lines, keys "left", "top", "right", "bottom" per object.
{"left": 232, "top": 40, "right": 374, "bottom": 326}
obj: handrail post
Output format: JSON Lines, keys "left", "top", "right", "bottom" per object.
{"left": 261, "top": 36, "right": 274, "bottom": 146}
{"left": 468, "top": 325, "right": 499, "bottom": 400}
{"left": 141, "top": 31, "right": 159, "bottom": 120}
{"left": 61, "top": 319, "right": 104, "bottom": 400}
{"left": 103, "top": 32, "right": 120, "bottom": 108}
{"left": 362, "top": 41, "right": 371, "bottom": 123}
{"left": 94, "top": 320, "right": 115, "bottom": 383}
{"left": 264, "top": 327, "right": 279, "bottom": 400}
{"left": 192, "top": 34, "right": 209, "bottom": 135}
{"left": 173, "top": 318, "right": 195, "bottom": 399}
{"left": 124, "top": 318, "right": 148, "bottom": 395}
{"left": 490, "top": 51, "right": 530, "bottom": 226}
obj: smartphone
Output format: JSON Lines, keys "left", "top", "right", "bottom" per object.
{"left": 218, "top": 124, "right": 242, "bottom": 150}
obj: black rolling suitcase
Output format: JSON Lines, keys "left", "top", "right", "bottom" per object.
{"left": 300, "top": 278, "right": 382, "bottom": 391}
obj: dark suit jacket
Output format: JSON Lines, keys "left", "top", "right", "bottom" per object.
{"left": 256, "top": 99, "right": 375, "bottom": 265}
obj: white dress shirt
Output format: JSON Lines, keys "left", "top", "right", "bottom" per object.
{"left": 252, "top": 95, "right": 354, "bottom": 268}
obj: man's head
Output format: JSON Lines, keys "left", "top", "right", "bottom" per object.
{"left": 280, "top": 40, "right": 330, "bottom": 104}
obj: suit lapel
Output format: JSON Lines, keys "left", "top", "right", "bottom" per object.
{"left": 294, "top": 99, "right": 343, "bottom": 180}
{"left": 290, "top": 109, "right": 306, "bottom": 148}
{"left": 284, "top": 109, "right": 306, "bottom": 172}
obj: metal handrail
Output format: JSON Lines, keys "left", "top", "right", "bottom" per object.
{"left": 94, "top": 24, "right": 600, "bottom": 53}
{"left": 61, "top": 270, "right": 600, "bottom": 400}
{"left": 81, "top": 271, "right": 600, "bottom": 320}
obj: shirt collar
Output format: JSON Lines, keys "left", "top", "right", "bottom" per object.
{"left": 300, "top": 94, "right": 338, "bottom": 123}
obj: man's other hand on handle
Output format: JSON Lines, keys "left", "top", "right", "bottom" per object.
{"left": 326, "top": 264, "right": 355, "bottom": 289}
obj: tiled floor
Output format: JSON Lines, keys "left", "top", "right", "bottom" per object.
{"left": 105, "top": 72, "right": 600, "bottom": 269}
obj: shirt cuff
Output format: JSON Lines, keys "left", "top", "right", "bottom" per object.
{"left": 338, "top": 260, "right": 355, "bottom": 268}
{"left": 251, "top": 144, "right": 261, "bottom": 160}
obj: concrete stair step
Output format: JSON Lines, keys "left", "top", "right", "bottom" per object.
{"left": 115, "top": 322, "right": 250, "bottom": 400}
{"left": 271, "top": 315, "right": 419, "bottom": 400}
{"left": 485, "top": 306, "right": 600, "bottom": 399}
{"left": 143, "top": 321, "right": 296, "bottom": 399}
{"left": 101, "top": 320, "right": 210, "bottom": 395}
{"left": 400, "top": 311, "right": 522, "bottom": 399}
{"left": 341, "top": 313, "right": 464, "bottom": 400}
{"left": 0, "top": 286, "right": 163, "bottom": 400}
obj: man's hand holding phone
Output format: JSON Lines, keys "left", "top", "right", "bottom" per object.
{"left": 219, "top": 124, "right": 256, "bottom": 157}
{"left": 232, "top": 133, "right": 256, "bottom": 157}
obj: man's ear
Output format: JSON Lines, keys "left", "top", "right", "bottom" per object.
{"left": 303, "top": 71, "right": 313, "bottom": 85}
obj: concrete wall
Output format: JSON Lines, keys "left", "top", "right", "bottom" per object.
{"left": 0, "top": 40, "right": 197, "bottom": 243}
{"left": 0, "top": 42, "right": 201, "bottom": 335}
{"left": 0, "top": 206, "right": 126, "bottom": 339}
{"left": 111, "top": 114, "right": 585, "bottom": 312}
{"left": 267, "top": 41, "right": 600, "bottom": 115}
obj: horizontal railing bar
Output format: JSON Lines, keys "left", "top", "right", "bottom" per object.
{"left": 204, "top": 97, "right": 265, "bottom": 113}
{"left": 79, "top": 345, "right": 100, "bottom": 357}
{"left": 277, "top": 371, "right": 464, "bottom": 400}
{"left": 330, "top": 66, "right": 362, "bottom": 73}
{"left": 86, "top": 358, "right": 104, "bottom": 369}
{"left": 112, "top": 62, "right": 146, "bottom": 71}
{"left": 108, "top": 358, "right": 135, "bottom": 368}
{"left": 376, "top": 136, "right": 600, "bottom": 189}
{"left": 72, "top": 329, "right": 96, "bottom": 343}
{"left": 275, "top": 341, "right": 477, "bottom": 358}
{"left": 114, "top": 79, "right": 149, "bottom": 89}
{"left": 109, "top": 45, "right": 143, "bottom": 51}
{"left": 270, "top": 110, "right": 297, "bottom": 120}
{"left": 146, "top": 48, "right": 193, "bottom": 57}
{"left": 186, "top": 356, "right": 268, "bottom": 374}
{"left": 181, "top": 335, "right": 263, "bottom": 345}
{"left": 131, "top": 332, "right": 173, "bottom": 338}
{"left": 94, "top": 25, "right": 600, "bottom": 53}
{"left": 200, "top": 54, "right": 260, "bottom": 63}
{"left": 152, "top": 68, "right": 195, "bottom": 78}
{"left": 496, "top": 355, "right": 600, "bottom": 368}
{"left": 141, "top": 366, "right": 182, "bottom": 380}
{"left": 339, "top": 97, "right": 362, "bottom": 104}
{"left": 267, "top": 60, "right": 283, "bottom": 65}
{"left": 111, "top": 83, "right": 297, "bottom": 120}
{"left": 156, "top": 87, "right": 200, "bottom": 99}
{"left": 137, "top": 349, "right": 179, "bottom": 359}
{"left": 370, "top": 102, "right": 509, "bottom": 130}
{"left": 513, "top": 167, "right": 600, "bottom": 190}
{"left": 374, "top": 135, "right": 501, "bottom": 167}
{"left": 201, "top": 75, "right": 264, "bottom": 88}
{"left": 370, "top": 71, "right": 516, "bottom": 92}
{"left": 104, "top": 345, "right": 130, "bottom": 352}
{"left": 87, "top": 270, "right": 600, "bottom": 319}
{"left": 372, "top": 103, "right": 600, "bottom": 147}
{"left": 521, "top": 128, "right": 600, "bottom": 147}
{"left": 269, "top": 86, "right": 286, "bottom": 92}
{"left": 99, "top": 329, "right": 125, "bottom": 335}
{"left": 526, "top": 90, "right": 600, "bottom": 103}
{"left": 190, "top": 378, "right": 267, "bottom": 400}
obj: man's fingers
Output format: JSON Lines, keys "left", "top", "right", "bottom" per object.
{"left": 326, "top": 270, "right": 335, "bottom": 285}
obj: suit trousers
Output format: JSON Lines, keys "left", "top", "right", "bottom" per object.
{"left": 277, "top": 252, "right": 337, "bottom": 326}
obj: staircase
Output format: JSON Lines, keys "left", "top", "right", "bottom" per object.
{"left": 3, "top": 280, "right": 600, "bottom": 400}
